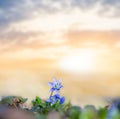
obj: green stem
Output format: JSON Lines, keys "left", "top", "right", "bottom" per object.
{"left": 50, "top": 91, "right": 54, "bottom": 97}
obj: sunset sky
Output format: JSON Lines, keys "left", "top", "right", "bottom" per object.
{"left": 0, "top": 0, "right": 120, "bottom": 105}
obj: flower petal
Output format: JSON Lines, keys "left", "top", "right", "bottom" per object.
{"left": 60, "top": 96, "right": 65, "bottom": 104}
{"left": 48, "top": 82, "right": 53, "bottom": 86}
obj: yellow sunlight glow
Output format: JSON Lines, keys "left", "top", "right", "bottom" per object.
{"left": 59, "top": 49, "right": 96, "bottom": 73}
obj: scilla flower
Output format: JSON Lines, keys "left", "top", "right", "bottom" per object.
{"left": 48, "top": 77, "right": 63, "bottom": 94}
{"left": 47, "top": 94, "right": 65, "bottom": 105}
{"left": 47, "top": 77, "right": 65, "bottom": 105}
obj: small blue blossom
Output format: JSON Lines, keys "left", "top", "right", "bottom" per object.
{"left": 47, "top": 94, "right": 61, "bottom": 105}
{"left": 47, "top": 94, "right": 65, "bottom": 105}
{"left": 48, "top": 77, "right": 63, "bottom": 94}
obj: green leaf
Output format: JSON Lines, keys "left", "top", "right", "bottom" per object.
{"left": 36, "top": 96, "right": 43, "bottom": 105}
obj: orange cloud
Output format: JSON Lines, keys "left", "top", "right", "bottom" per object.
{"left": 63, "top": 30, "right": 120, "bottom": 48}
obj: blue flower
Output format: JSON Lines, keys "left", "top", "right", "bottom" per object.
{"left": 47, "top": 94, "right": 65, "bottom": 105}
{"left": 47, "top": 77, "right": 65, "bottom": 105}
{"left": 48, "top": 78, "right": 63, "bottom": 93}
{"left": 47, "top": 94, "right": 61, "bottom": 105}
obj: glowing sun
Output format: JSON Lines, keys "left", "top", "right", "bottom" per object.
{"left": 59, "top": 49, "right": 96, "bottom": 73}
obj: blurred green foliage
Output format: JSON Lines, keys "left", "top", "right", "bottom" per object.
{"left": 1, "top": 95, "right": 120, "bottom": 119}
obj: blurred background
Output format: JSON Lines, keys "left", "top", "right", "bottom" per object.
{"left": 0, "top": 0, "right": 120, "bottom": 107}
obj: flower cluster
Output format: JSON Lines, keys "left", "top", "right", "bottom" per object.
{"left": 47, "top": 78, "right": 65, "bottom": 105}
